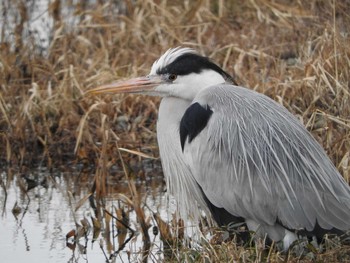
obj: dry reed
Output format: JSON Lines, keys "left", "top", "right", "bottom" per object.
{"left": 1, "top": 0, "right": 350, "bottom": 261}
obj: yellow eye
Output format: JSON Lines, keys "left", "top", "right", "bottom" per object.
{"left": 168, "top": 74, "right": 177, "bottom": 81}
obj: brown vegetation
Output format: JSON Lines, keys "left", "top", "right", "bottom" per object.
{"left": 1, "top": 0, "right": 350, "bottom": 261}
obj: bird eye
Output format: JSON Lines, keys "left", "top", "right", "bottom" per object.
{"left": 168, "top": 74, "right": 177, "bottom": 81}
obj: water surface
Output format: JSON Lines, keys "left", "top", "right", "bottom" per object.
{"left": 0, "top": 166, "right": 174, "bottom": 262}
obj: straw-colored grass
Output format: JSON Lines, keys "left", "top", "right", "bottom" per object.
{"left": 1, "top": 0, "right": 350, "bottom": 261}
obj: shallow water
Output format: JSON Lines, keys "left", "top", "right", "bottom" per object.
{"left": 0, "top": 166, "right": 175, "bottom": 263}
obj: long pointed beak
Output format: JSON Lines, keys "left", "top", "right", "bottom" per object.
{"left": 85, "top": 75, "right": 163, "bottom": 96}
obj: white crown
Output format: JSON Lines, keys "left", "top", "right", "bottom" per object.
{"left": 150, "top": 47, "right": 198, "bottom": 75}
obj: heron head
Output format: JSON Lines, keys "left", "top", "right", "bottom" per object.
{"left": 86, "top": 47, "right": 234, "bottom": 100}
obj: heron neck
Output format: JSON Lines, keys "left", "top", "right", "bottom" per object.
{"left": 158, "top": 97, "right": 190, "bottom": 123}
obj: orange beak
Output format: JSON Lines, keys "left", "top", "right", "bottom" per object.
{"left": 85, "top": 75, "right": 163, "bottom": 96}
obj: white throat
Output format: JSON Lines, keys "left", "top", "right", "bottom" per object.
{"left": 157, "top": 97, "right": 211, "bottom": 228}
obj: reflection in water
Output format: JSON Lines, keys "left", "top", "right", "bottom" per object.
{"left": 0, "top": 165, "right": 176, "bottom": 263}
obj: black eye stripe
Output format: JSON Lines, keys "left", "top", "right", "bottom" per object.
{"left": 158, "top": 54, "right": 211, "bottom": 75}
{"left": 156, "top": 53, "right": 236, "bottom": 84}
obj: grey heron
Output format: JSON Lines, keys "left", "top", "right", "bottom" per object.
{"left": 86, "top": 47, "right": 350, "bottom": 250}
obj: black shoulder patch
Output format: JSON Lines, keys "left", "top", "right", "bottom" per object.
{"left": 179, "top": 102, "right": 213, "bottom": 151}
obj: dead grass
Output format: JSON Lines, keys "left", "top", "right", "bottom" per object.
{"left": 1, "top": 0, "right": 350, "bottom": 262}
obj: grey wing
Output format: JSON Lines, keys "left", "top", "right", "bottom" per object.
{"left": 183, "top": 84, "right": 350, "bottom": 233}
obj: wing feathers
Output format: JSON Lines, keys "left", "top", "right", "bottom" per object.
{"left": 186, "top": 84, "right": 350, "bottom": 238}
